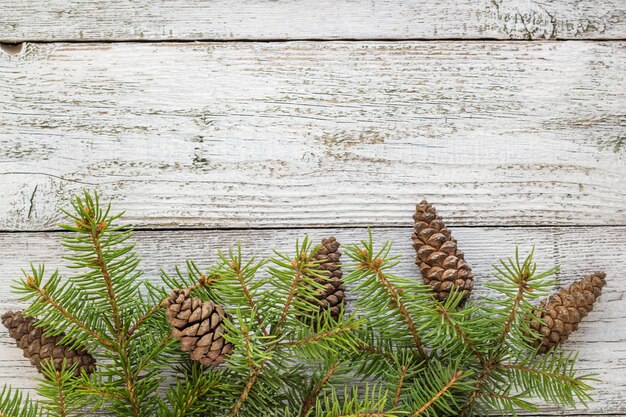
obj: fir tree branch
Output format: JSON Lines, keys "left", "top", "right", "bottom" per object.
{"left": 78, "top": 385, "right": 123, "bottom": 400}
{"left": 355, "top": 343, "right": 394, "bottom": 362}
{"left": 360, "top": 258, "right": 426, "bottom": 358}
{"left": 275, "top": 259, "right": 304, "bottom": 333}
{"left": 278, "top": 324, "right": 357, "bottom": 348}
{"left": 393, "top": 365, "right": 408, "bottom": 408}
{"left": 27, "top": 276, "right": 115, "bottom": 348}
{"left": 52, "top": 371, "right": 67, "bottom": 417}
{"left": 242, "top": 324, "right": 255, "bottom": 370}
{"left": 0, "top": 385, "right": 40, "bottom": 417}
{"left": 122, "top": 359, "right": 141, "bottom": 416}
{"left": 86, "top": 218, "right": 123, "bottom": 336}
{"left": 410, "top": 370, "right": 463, "bottom": 417}
{"left": 126, "top": 302, "right": 165, "bottom": 337}
{"left": 499, "top": 363, "right": 570, "bottom": 382}
{"left": 435, "top": 305, "right": 484, "bottom": 364}
{"left": 496, "top": 277, "right": 526, "bottom": 351}
{"left": 333, "top": 414, "right": 389, "bottom": 417}
{"left": 230, "top": 366, "right": 263, "bottom": 417}
{"left": 458, "top": 362, "right": 495, "bottom": 417}
{"left": 459, "top": 250, "right": 550, "bottom": 417}
{"left": 300, "top": 362, "right": 339, "bottom": 417}
{"left": 231, "top": 260, "right": 269, "bottom": 337}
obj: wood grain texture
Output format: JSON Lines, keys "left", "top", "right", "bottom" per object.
{"left": 0, "top": 0, "right": 625, "bottom": 42}
{"left": 0, "top": 226, "right": 624, "bottom": 414}
{"left": 0, "top": 41, "right": 625, "bottom": 230}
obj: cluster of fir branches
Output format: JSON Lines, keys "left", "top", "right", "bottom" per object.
{"left": 0, "top": 191, "right": 595, "bottom": 417}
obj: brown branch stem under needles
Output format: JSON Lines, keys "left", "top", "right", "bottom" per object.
{"left": 411, "top": 370, "right": 463, "bottom": 417}
{"left": 89, "top": 228, "right": 123, "bottom": 338}
{"left": 33, "top": 283, "right": 115, "bottom": 348}
{"left": 367, "top": 261, "right": 426, "bottom": 358}
{"left": 498, "top": 283, "right": 526, "bottom": 349}
{"left": 233, "top": 263, "right": 268, "bottom": 337}
{"left": 459, "top": 271, "right": 530, "bottom": 416}
{"left": 127, "top": 302, "right": 165, "bottom": 337}
{"left": 53, "top": 370, "right": 68, "bottom": 417}
{"left": 277, "top": 325, "right": 354, "bottom": 348}
{"left": 458, "top": 363, "right": 494, "bottom": 417}
{"left": 89, "top": 225, "right": 141, "bottom": 416}
{"left": 393, "top": 365, "right": 409, "bottom": 407}
{"left": 300, "top": 362, "right": 339, "bottom": 417}
{"left": 242, "top": 326, "right": 254, "bottom": 370}
{"left": 275, "top": 261, "right": 304, "bottom": 333}
{"left": 355, "top": 343, "right": 395, "bottom": 362}
{"left": 436, "top": 306, "right": 484, "bottom": 364}
{"left": 79, "top": 384, "right": 123, "bottom": 400}
{"left": 498, "top": 363, "right": 570, "bottom": 383}
{"left": 230, "top": 366, "right": 263, "bottom": 417}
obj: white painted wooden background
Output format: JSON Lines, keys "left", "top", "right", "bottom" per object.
{"left": 0, "top": 2, "right": 625, "bottom": 415}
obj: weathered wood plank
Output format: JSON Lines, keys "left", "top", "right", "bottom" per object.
{"left": 0, "top": 1, "right": 624, "bottom": 41}
{"left": 1, "top": 41, "right": 624, "bottom": 230}
{"left": 0, "top": 226, "right": 624, "bottom": 414}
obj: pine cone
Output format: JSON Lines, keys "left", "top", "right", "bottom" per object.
{"left": 300, "top": 237, "right": 346, "bottom": 322}
{"left": 165, "top": 288, "right": 233, "bottom": 366}
{"left": 529, "top": 272, "right": 606, "bottom": 353}
{"left": 411, "top": 200, "right": 474, "bottom": 303}
{"left": 1, "top": 310, "right": 96, "bottom": 376}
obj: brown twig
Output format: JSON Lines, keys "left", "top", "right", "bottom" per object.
{"left": 355, "top": 343, "right": 395, "bottom": 362}
{"left": 89, "top": 229, "right": 123, "bottom": 337}
{"left": 277, "top": 325, "right": 355, "bottom": 348}
{"left": 300, "top": 362, "right": 339, "bottom": 417}
{"left": 275, "top": 260, "right": 304, "bottom": 332}
{"left": 232, "top": 262, "right": 268, "bottom": 337}
{"left": 393, "top": 365, "right": 409, "bottom": 407}
{"left": 366, "top": 260, "right": 426, "bottom": 358}
{"left": 498, "top": 363, "right": 569, "bottom": 383}
{"left": 411, "top": 371, "right": 463, "bottom": 417}
{"left": 52, "top": 370, "right": 68, "bottom": 417}
{"left": 32, "top": 282, "right": 115, "bottom": 349}
{"left": 436, "top": 305, "right": 484, "bottom": 364}
{"left": 230, "top": 366, "right": 263, "bottom": 417}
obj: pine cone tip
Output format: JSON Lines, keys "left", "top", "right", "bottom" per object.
{"left": 412, "top": 201, "right": 473, "bottom": 303}
{"left": 2, "top": 310, "right": 95, "bottom": 376}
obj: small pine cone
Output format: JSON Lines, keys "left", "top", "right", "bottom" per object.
{"left": 300, "top": 237, "right": 346, "bottom": 322}
{"left": 411, "top": 200, "right": 474, "bottom": 303}
{"left": 165, "top": 288, "right": 233, "bottom": 366}
{"left": 1, "top": 310, "right": 96, "bottom": 376}
{"left": 529, "top": 272, "right": 606, "bottom": 353}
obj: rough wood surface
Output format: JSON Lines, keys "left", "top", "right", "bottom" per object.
{"left": 0, "top": 226, "right": 623, "bottom": 414}
{"left": 1, "top": 41, "right": 625, "bottom": 231}
{"left": 0, "top": 1, "right": 625, "bottom": 42}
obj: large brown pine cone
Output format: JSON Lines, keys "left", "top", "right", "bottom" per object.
{"left": 411, "top": 200, "right": 474, "bottom": 303}
{"left": 1, "top": 310, "right": 96, "bottom": 376}
{"left": 529, "top": 272, "right": 606, "bottom": 353}
{"left": 300, "top": 237, "right": 346, "bottom": 322}
{"left": 165, "top": 288, "right": 233, "bottom": 366}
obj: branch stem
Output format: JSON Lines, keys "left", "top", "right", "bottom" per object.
{"left": 393, "top": 365, "right": 408, "bottom": 407}
{"left": 366, "top": 261, "right": 426, "bottom": 358}
{"left": 411, "top": 371, "right": 463, "bottom": 417}
{"left": 300, "top": 362, "right": 339, "bottom": 417}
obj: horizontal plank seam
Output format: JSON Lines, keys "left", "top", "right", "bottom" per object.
{"left": 2, "top": 37, "right": 626, "bottom": 45}
{"left": 0, "top": 224, "right": 625, "bottom": 234}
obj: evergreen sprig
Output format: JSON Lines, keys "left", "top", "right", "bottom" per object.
{"left": 0, "top": 192, "right": 599, "bottom": 417}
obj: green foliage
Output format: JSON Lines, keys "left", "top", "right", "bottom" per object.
{"left": 1, "top": 192, "right": 597, "bottom": 416}
{"left": 37, "top": 360, "right": 86, "bottom": 417}
{"left": 0, "top": 385, "right": 40, "bottom": 417}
